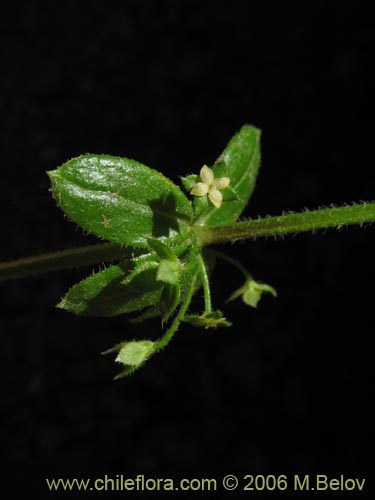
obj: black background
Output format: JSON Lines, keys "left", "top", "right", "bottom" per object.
{"left": 0, "top": 2, "right": 373, "bottom": 498}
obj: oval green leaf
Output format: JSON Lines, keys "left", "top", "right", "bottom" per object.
{"left": 57, "top": 262, "right": 162, "bottom": 317}
{"left": 48, "top": 155, "right": 193, "bottom": 247}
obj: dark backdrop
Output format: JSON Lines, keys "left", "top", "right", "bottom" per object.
{"left": 1, "top": 2, "right": 373, "bottom": 498}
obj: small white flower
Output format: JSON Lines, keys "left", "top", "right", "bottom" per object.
{"left": 190, "top": 165, "right": 230, "bottom": 208}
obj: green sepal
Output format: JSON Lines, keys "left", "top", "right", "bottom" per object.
{"left": 227, "top": 279, "right": 277, "bottom": 308}
{"left": 182, "top": 310, "right": 231, "bottom": 329}
{"left": 48, "top": 154, "right": 193, "bottom": 248}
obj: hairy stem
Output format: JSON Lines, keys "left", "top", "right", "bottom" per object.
{"left": 0, "top": 243, "right": 135, "bottom": 282}
{"left": 210, "top": 249, "right": 251, "bottom": 279}
{"left": 194, "top": 202, "right": 375, "bottom": 245}
{"left": 154, "top": 273, "right": 197, "bottom": 351}
{"left": 1, "top": 202, "right": 375, "bottom": 281}
{"left": 197, "top": 254, "right": 212, "bottom": 314}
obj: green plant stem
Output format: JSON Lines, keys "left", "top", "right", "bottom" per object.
{"left": 1, "top": 202, "right": 375, "bottom": 282}
{"left": 210, "top": 249, "right": 251, "bottom": 279}
{"left": 197, "top": 254, "right": 212, "bottom": 314}
{"left": 194, "top": 202, "right": 375, "bottom": 246}
{"left": 0, "top": 243, "right": 133, "bottom": 282}
{"left": 154, "top": 274, "right": 197, "bottom": 351}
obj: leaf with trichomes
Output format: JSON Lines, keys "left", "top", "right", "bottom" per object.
{"left": 57, "top": 260, "right": 162, "bottom": 317}
{"left": 48, "top": 155, "right": 193, "bottom": 247}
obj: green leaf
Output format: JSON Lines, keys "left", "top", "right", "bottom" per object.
{"left": 104, "top": 340, "right": 156, "bottom": 378}
{"left": 129, "top": 306, "right": 160, "bottom": 324}
{"left": 147, "top": 238, "right": 177, "bottom": 261}
{"left": 160, "top": 283, "right": 180, "bottom": 322}
{"left": 121, "top": 254, "right": 159, "bottom": 286}
{"left": 194, "top": 124, "right": 261, "bottom": 226}
{"left": 156, "top": 259, "right": 182, "bottom": 285}
{"left": 57, "top": 240, "right": 205, "bottom": 320}
{"left": 57, "top": 262, "right": 162, "bottom": 317}
{"left": 56, "top": 232, "right": 209, "bottom": 321}
{"left": 48, "top": 154, "right": 193, "bottom": 248}
{"left": 115, "top": 340, "right": 155, "bottom": 366}
{"left": 227, "top": 279, "right": 277, "bottom": 308}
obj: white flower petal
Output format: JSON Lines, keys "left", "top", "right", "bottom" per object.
{"left": 191, "top": 182, "right": 209, "bottom": 196}
{"left": 200, "top": 165, "right": 214, "bottom": 185}
{"left": 208, "top": 188, "right": 223, "bottom": 208}
{"left": 214, "top": 177, "right": 230, "bottom": 190}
